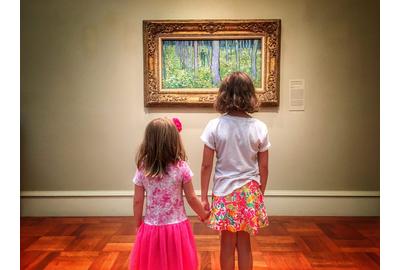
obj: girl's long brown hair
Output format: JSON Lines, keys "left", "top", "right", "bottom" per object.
{"left": 136, "top": 117, "right": 186, "bottom": 177}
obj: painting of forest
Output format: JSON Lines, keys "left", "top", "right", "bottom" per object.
{"left": 161, "top": 39, "right": 262, "bottom": 89}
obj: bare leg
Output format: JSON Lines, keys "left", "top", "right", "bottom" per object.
{"left": 237, "top": 231, "right": 252, "bottom": 270}
{"left": 220, "top": 230, "right": 237, "bottom": 270}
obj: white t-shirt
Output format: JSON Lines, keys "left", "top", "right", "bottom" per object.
{"left": 200, "top": 114, "right": 271, "bottom": 196}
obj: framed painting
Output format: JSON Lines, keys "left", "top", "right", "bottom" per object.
{"left": 143, "top": 19, "right": 281, "bottom": 107}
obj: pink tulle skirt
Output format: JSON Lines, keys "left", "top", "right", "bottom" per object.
{"left": 129, "top": 219, "right": 198, "bottom": 270}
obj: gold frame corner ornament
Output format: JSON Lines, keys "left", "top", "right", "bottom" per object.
{"left": 143, "top": 19, "right": 281, "bottom": 107}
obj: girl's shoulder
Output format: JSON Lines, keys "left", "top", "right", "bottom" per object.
{"left": 173, "top": 160, "right": 191, "bottom": 170}
{"left": 174, "top": 159, "right": 187, "bottom": 167}
{"left": 205, "top": 114, "right": 243, "bottom": 127}
{"left": 203, "top": 115, "right": 268, "bottom": 133}
{"left": 206, "top": 116, "right": 222, "bottom": 126}
{"left": 221, "top": 114, "right": 267, "bottom": 128}
{"left": 249, "top": 118, "right": 269, "bottom": 137}
{"left": 202, "top": 117, "right": 222, "bottom": 134}
{"left": 251, "top": 117, "right": 268, "bottom": 128}
{"left": 170, "top": 160, "right": 193, "bottom": 183}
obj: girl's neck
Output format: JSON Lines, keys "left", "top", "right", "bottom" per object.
{"left": 227, "top": 111, "right": 251, "bottom": 118}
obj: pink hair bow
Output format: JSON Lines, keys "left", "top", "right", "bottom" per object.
{"left": 172, "top": 117, "right": 182, "bottom": 132}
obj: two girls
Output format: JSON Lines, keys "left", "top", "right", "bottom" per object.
{"left": 130, "top": 71, "right": 270, "bottom": 270}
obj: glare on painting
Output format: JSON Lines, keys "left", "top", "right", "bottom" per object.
{"left": 161, "top": 39, "right": 262, "bottom": 89}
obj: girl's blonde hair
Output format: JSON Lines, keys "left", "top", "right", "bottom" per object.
{"left": 214, "top": 71, "right": 259, "bottom": 113}
{"left": 136, "top": 117, "right": 186, "bottom": 177}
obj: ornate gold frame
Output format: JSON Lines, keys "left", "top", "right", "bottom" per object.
{"left": 143, "top": 19, "right": 281, "bottom": 107}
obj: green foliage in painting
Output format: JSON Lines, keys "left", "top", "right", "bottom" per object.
{"left": 162, "top": 40, "right": 262, "bottom": 89}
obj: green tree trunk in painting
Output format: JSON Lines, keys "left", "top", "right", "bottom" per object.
{"left": 238, "top": 40, "right": 242, "bottom": 70}
{"left": 235, "top": 40, "right": 239, "bottom": 70}
{"left": 251, "top": 39, "right": 258, "bottom": 79}
{"left": 175, "top": 42, "right": 183, "bottom": 68}
{"left": 211, "top": 40, "right": 221, "bottom": 86}
{"left": 162, "top": 42, "right": 166, "bottom": 80}
{"left": 187, "top": 41, "right": 192, "bottom": 69}
{"left": 183, "top": 41, "right": 188, "bottom": 68}
{"left": 194, "top": 40, "right": 198, "bottom": 75}
{"left": 201, "top": 50, "right": 206, "bottom": 67}
{"left": 225, "top": 40, "right": 229, "bottom": 62}
{"left": 207, "top": 42, "right": 211, "bottom": 67}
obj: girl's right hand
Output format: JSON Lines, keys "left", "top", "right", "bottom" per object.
{"left": 199, "top": 210, "right": 211, "bottom": 223}
{"left": 201, "top": 198, "right": 210, "bottom": 211}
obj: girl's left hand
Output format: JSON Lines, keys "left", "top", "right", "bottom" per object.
{"left": 201, "top": 198, "right": 210, "bottom": 211}
{"left": 199, "top": 210, "right": 210, "bottom": 223}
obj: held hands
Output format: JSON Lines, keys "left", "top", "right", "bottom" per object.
{"left": 199, "top": 209, "right": 210, "bottom": 223}
{"left": 199, "top": 198, "right": 211, "bottom": 223}
{"left": 201, "top": 198, "right": 210, "bottom": 212}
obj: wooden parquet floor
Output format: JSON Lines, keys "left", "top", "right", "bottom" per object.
{"left": 21, "top": 216, "right": 379, "bottom": 270}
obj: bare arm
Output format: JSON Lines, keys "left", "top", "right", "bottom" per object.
{"left": 133, "top": 184, "right": 145, "bottom": 231}
{"left": 200, "top": 145, "right": 214, "bottom": 210}
{"left": 183, "top": 181, "right": 209, "bottom": 221}
{"left": 258, "top": 150, "right": 269, "bottom": 194}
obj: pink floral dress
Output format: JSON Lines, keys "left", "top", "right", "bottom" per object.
{"left": 129, "top": 160, "right": 198, "bottom": 270}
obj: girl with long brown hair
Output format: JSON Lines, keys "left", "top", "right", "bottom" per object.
{"left": 130, "top": 117, "right": 209, "bottom": 270}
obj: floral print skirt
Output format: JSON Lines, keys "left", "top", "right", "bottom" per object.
{"left": 208, "top": 180, "right": 268, "bottom": 235}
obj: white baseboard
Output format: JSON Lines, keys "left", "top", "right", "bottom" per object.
{"left": 20, "top": 190, "right": 380, "bottom": 217}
